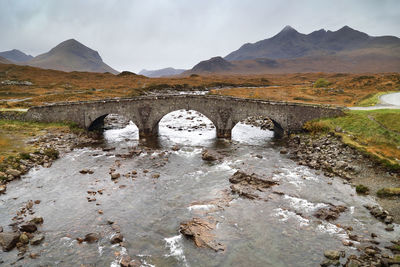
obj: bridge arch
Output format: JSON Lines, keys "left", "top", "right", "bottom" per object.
{"left": 25, "top": 95, "right": 344, "bottom": 140}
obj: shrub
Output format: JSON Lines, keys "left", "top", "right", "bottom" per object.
{"left": 377, "top": 187, "right": 400, "bottom": 197}
{"left": 314, "top": 78, "right": 331, "bottom": 88}
{"left": 44, "top": 148, "right": 59, "bottom": 159}
{"left": 303, "top": 121, "right": 331, "bottom": 134}
{"left": 355, "top": 184, "right": 369, "bottom": 194}
{"left": 19, "top": 152, "right": 31, "bottom": 160}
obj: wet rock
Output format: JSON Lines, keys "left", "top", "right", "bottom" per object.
{"left": 0, "top": 232, "right": 20, "bottom": 251}
{"left": 79, "top": 169, "right": 94, "bottom": 174}
{"left": 385, "top": 224, "right": 394, "bottom": 231}
{"left": 0, "top": 226, "right": 2, "bottom": 232}
{"left": 228, "top": 171, "right": 277, "bottom": 199}
{"left": 6, "top": 169, "right": 21, "bottom": 178}
{"left": 324, "top": 250, "right": 340, "bottom": 260}
{"left": 30, "top": 234, "right": 44, "bottom": 245}
{"left": 314, "top": 205, "right": 347, "bottom": 221}
{"left": 30, "top": 216, "right": 44, "bottom": 224}
{"left": 152, "top": 173, "right": 160, "bottom": 179}
{"left": 29, "top": 252, "right": 39, "bottom": 259}
{"left": 0, "top": 185, "right": 6, "bottom": 194}
{"left": 171, "top": 145, "right": 180, "bottom": 151}
{"left": 110, "top": 233, "right": 124, "bottom": 244}
{"left": 19, "top": 223, "right": 37, "bottom": 233}
{"left": 201, "top": 149, "right": 221, "bottom": 162}
{"left": 320, "top": 259, "right": 340, "bottom": 266}
{"left": 280, "top": 149, "right": 288, "bottom": 154}
{"left": 83, "top": 233, "right": 99, "bottom": 243}
{"left": 180, "top": 217, "right": 225, "bottom": 252}
{"left": 19, "top": 233, "right": 29, "bottom": 244}
{"left": 111, "top": 173, "right": 121, "bottom": 180}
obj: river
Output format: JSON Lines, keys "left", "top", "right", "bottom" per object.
{"left": 0, "top": 110, "right": 398, "bottom": 266}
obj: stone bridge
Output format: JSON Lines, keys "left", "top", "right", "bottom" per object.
{"left": 25, "top": 95, "right": 344, "bottom": 138}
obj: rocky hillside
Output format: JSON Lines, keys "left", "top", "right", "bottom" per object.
{"left": 27, "top": 39, "right": 118, "bottom": 74}
{"left": 0, "top": 49, "right": 33, "bottom": 63}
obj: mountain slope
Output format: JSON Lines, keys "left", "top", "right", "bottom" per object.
{"left": 27, "top": 39, "right": 118, "bottom": 74}
{"left": 139, "top": 67, "right": 185, "bottom": 77}
{"left": 186, "top": 26, "right": 400, "bottom": 74}
{"left": 0, "top": 49, "right": 33, "bottom": 63}
{"left": 0, "top": 56, "right": 13, "bottom": 64}
{"left": 225, "top": 26, "right": 400, "bottom": 61}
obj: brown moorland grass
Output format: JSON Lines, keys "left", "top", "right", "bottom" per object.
{"left": 0, "top": 63, "right": 399, "bottom": 108}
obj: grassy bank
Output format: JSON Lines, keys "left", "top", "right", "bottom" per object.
{"left": 356, "top": 91, "right": 396, "bottom": 107}
{"left": 304, "top": 109, "right": 400, "bottom": 171}
{"left": 0, "top": 120, "right": 78, "bottom": 161}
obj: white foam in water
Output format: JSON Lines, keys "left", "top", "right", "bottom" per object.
{"left": 104, "top": 121, "right": 139, "bottom": 142}
{"left": 273, "top": 208, "right": 310, "bottom": 226}
{"left": 164, "top": 234, "right": 189, "bottom": 267}
{"left": 110, "top": 247, "right": 128, "bottom": 267}
{"left": 232, "top": 123, "right": 273, "bottom": 144}
{"left": 98, "top": 245, "right": 104, "bottom": 256}
{"left": 187, "top": 204, "right": 216, "bottom": 211}
{"left": 283, "top": 195, "right": 328, "bottom": 213}
{"left": 317, "top": 221, "right": 350, "bottom": 241}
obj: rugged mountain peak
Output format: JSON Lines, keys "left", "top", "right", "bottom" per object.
{"left": 281, "top": 25, "right": 297, "bottom": 33}
{"left": 27, "top": 39, "right": 118, "bottom": 74}
{"left": 0, "top": 49, "right": 34, "bottom": 62}
{"left": 191, "top": 56, "right": 233, "bottom": 73}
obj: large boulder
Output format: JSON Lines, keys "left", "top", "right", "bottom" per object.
{"left": 0, "top": 232, "right": 20, "bottom": 251}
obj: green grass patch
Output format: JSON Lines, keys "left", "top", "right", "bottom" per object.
{"left": 356, "top": 91, "right": 395, "bottom": 107}
{"left": 304, "top": 109, "right": 400, "bottom": 171}
{"left": 356, "top": 184, "right": 369, "bottom": 194}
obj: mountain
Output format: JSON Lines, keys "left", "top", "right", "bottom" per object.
{"left": 139, "top": 67, "right": 185, "bottom": 77}
{"left": 225, "top": 25, "right": 400, "bottom": 61}
{"left": 27, "top": 39, "right": 118, "bottom": 74}
{"left": 190, "top": 57, "right": 234, "bottom": 73}
{"left": 0, "top": 56, "right": 13, "bottom": 64}
{"left": 0, "top": 49, "right": 33, "bottom": 62}
{"left": 187, "top": 26, "right": 400, "bottom": 74}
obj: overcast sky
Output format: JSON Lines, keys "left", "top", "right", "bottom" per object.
{"left": 1, "top": 0, "right": 399, "bottom": 72}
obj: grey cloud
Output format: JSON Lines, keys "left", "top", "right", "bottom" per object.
{"left": 0, "top": 0, "right": 399, "bottom": 72}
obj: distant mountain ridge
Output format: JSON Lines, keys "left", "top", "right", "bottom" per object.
{"left": 0, "top": 49, "right": 33, "bottom": 62}
{"left": 185, "top": 26, "right": 400, "bottom": 74}
{"left": 139, "top": 67, "right": 185, "bottom": 77}
{"left": 26, "top": 39, "right": 118, "bottom": 74}
{"left": 225, "top": 25, "right": 400, "bottom": 61}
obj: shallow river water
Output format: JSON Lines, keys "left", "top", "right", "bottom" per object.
{"left": 0, "top": 110, "right": 398, "bottom": 266}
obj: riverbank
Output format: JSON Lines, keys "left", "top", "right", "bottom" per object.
{"left": 0, "top": 119, "right": 97, "bottom": 187}
{"left": 303, "top": 109, "right": 400, "bottom": 172}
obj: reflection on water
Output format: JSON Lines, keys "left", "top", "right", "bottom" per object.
{"left": 0, "top": 110, "right": 398, "bottom": 267}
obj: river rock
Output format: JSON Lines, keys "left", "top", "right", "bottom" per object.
{"left": 30, "top": 216, "right": 44, "bottom": 224}
{"left": 111, "top": 173, "right": 121, "bottom": 180}
{"left": 0, "top": 232, "right": 20, "bottom": 251}
{"left": 19, "top": 233, "right": 29, "bottom": 244}
{"left": 79, "top": 169, "right": 94, "bottom": 174}
{"left": 201, "top": 149, "right": 220, "bottom": 162}
{"left": 110, "top": 233, "right": 123, "bottom": 244}
{"left": 83, "top": 233, "right": 99, "bottom": 243}
{"left": 324, "top": 250, "right": 340, "bottom": 260}
{"left": 229, "top": 171, "right": 277, "bottom": 199}
{"left": 6, "top": 169, "right": 21, "bottom": 178}
{"left": 30, "top": 234, "right": 44, "bottom": 245}
{"left": 180, "top": 217, "right": 225, "bottom": 252}
{"left": 0, "top": 185, "right": 6, "bottom": 194}
{"left": 314, "top": 205, "right": 347, "bottom": 221}
{"left": 19, "top": 223, "right": 37, "bottom": 233}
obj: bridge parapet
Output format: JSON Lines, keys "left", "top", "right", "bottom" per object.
{"left": 26, "top": 95, "right": 345, "bottom": 139}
